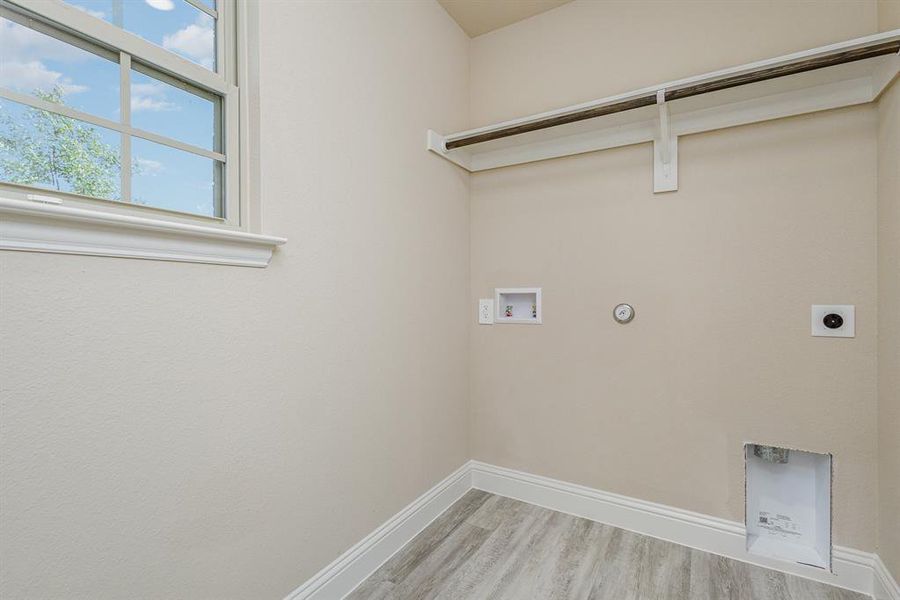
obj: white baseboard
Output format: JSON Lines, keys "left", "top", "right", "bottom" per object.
{"left": 283, "top": 463, "right": 471, "bottom": 600}
{"left": 285, "top": 460, "right": 889, "bottom": 599}
{"left": 874, "top": 554, "right": 900, "bottom": 600}
{"left": 469, "top": 461, "right": 876, "bottom": 597}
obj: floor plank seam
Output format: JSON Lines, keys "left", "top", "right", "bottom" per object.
{"left": 347, "top": 490, "right": 870, "bottom": 600}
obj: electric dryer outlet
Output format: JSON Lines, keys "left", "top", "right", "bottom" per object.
{"left": 811, "top": 305, "right": 855, "bottom": 338}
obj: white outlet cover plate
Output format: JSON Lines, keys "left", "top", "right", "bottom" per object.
{"left": 478, "top": 299, "right": 494, "bottom": 324}
{"left": 811, "top": 305, "right": 854, "bottom": 337}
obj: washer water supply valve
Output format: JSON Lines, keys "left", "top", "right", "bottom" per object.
{"left": 753, "top": 445, "right": 790, "bottom": 464}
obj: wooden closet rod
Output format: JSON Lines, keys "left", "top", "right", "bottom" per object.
{"left": 444, "top": 40, "right": 900, "bottom": 151}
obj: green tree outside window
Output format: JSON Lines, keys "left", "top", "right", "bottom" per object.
{"left": 0, "top": 86, "right": 124, "bottom": 200}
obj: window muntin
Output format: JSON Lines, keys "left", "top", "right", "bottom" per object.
{"left": 132, "top": 136, "right": 219, "bottom": 216}
{"left": 0, "top": 97, "right": 121, "bottom": 200}
{"left": 0, "top": 15, "right": 121, "bottom": 120}
{"left": 62, "top": 0, "right": 216, "bottom": 71}
{"left": 130, "top": 66, "right": 217, "bottom": 151}
{"left": 0, "top": 0, "right": 235, "bottom": 222}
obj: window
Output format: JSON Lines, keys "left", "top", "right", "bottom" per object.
{"left": 0, "top": 0, "right": 242, "bottom": 224}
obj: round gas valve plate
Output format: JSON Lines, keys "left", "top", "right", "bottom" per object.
{"left": 613, "top": 303, "right": 635, "bottom": 324}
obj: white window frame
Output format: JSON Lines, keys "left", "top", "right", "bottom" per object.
{"left": 0, "top": 0, "right": 284, "bottom": 266}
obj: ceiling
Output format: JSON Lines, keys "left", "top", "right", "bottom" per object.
{"left": 438, "top": 0, "right": 573, "bottom": 37}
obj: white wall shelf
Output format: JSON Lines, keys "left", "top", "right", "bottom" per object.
{"left": 427, "top": 30, "right": 900, "bottom": 193}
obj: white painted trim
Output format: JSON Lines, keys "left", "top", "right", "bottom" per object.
{"left": 653, "top": 135, "right": 678, "bottom": 193}
{"left": 426, "top": 130, "right": 469, "bottom": 170}
{"left": 874, "top": 555, "right": 900, "bottom": 600}
{"left": 0, "top": 197, "right": 285, "bottom": 267}
{"left": 283, "top": 463, "right": 472, "bottom": 600}
{"left": 469, "top": 461, "right": 878, "bottom": 597}
{"left": 285, "top": 460, "right": 890, "bottom": 599}
{"left": 430, "top": 75, "right": 883, "bottom": 175}
{"left": 234, "top": 0, "right": 256, "bottom": 230}
{"left": 1, "top": 0, "right": 248, "bottom": 228}
{"left": 872, "top": 51, "right": 900, "bottom": 98}
{"left": 184, "top": 0, "right": 217, "bottom": 19}
{"left": 428, "top": 30, "right": 900, "bottom": 194}
{"left": 653, "top": 92, "right": 678, "bottom": 192}
{"left": 6, "top": 0, "right": 227, "bottom": 93}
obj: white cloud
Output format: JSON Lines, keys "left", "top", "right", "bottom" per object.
{"left": 0, "top": 60, "right": 88, "bottom": 95}
{"left": 0, "top": 18, "right": 90, "bottom": 95}
{"left": 0, "top": 18, "right": 84, "bottom": 63}
{"left": 134, "top": 157, "right": 164, "bottom": 175}
{"left": 131, "top": 96, "right": 177, "bottom": 112}
{"left": 145, "top": 0, "right": 175, "bottom": 10}
{"left": 130, "top": 82, "right": 178, "bottom": 112}
{"left": 162, "top": 14, "right": 214, "bottom": 69}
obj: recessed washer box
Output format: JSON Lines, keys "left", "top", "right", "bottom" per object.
{"left": 495, "top": 288, "right": 541, "bottom": 324}
{"left": 745, "top": 444, "right": 832, "bottom": 571}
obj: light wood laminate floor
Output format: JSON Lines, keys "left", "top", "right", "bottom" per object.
{"left": 347, "top": 490, "right": 868, "bottom": 600}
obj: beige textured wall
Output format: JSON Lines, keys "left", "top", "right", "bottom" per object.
{"left": 469, "top": 0, "right": 880, "bottom": 550}
{"left": 877, "top": 76, "right": 900, "bottom": 579}
{"left": 0, "top": 1, "right": 470, "bottom": 598}
{"left": 877, "top": 0, "right": 899, "bottom": 580}
{"left": 880, "top": 0, "right": 900, "bottom": 30}
{"left": 470, "top": 0, "right": 877, "bottom": 125}
{"left": 880, "top": 11, "right": 900, "bottom": 578}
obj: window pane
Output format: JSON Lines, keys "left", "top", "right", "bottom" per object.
{"left": 63, "top": 0, "right": 216, "bottom": 71}
{"left": 0, "top": 16, "right": 120, "bottom": 121}
{"left": 132, "top": 137, "right": 219, "bottom": 216}
{"left": 131, "top": 69, "right": 216, "bottom": 151}
{"left": 0, "top": 98, "right": 121, "bottom": 200}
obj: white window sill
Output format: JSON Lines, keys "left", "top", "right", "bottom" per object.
{"left": 0, "top": 197, "right": 286, "bottom": 268}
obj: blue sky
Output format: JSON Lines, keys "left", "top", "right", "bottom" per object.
{"left": 0, "top": 0, "right": 219, "bottom": 216}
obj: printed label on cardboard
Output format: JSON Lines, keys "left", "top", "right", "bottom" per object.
{"left": 758, "top": 511, "right": 801, "bottom": 538}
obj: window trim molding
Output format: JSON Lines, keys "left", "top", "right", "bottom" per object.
{"left": 4, "top": 0, "right": 227, "bottom": 93}
{"left": 0, "top": 1, "right": 283, "bottom": 264}
{"left": 0, "top": 195, "right": 285, "bottom": 267}
{"left": 1, "top": 0, "right": 246, "bottom": 227}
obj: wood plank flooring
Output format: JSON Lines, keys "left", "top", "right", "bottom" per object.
{"left": 346, "top": 490, "right": 868, "bottom": 600}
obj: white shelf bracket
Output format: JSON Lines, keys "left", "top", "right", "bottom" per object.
{"left": 653, "top": 89, "right": 678, "bottom": 193}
